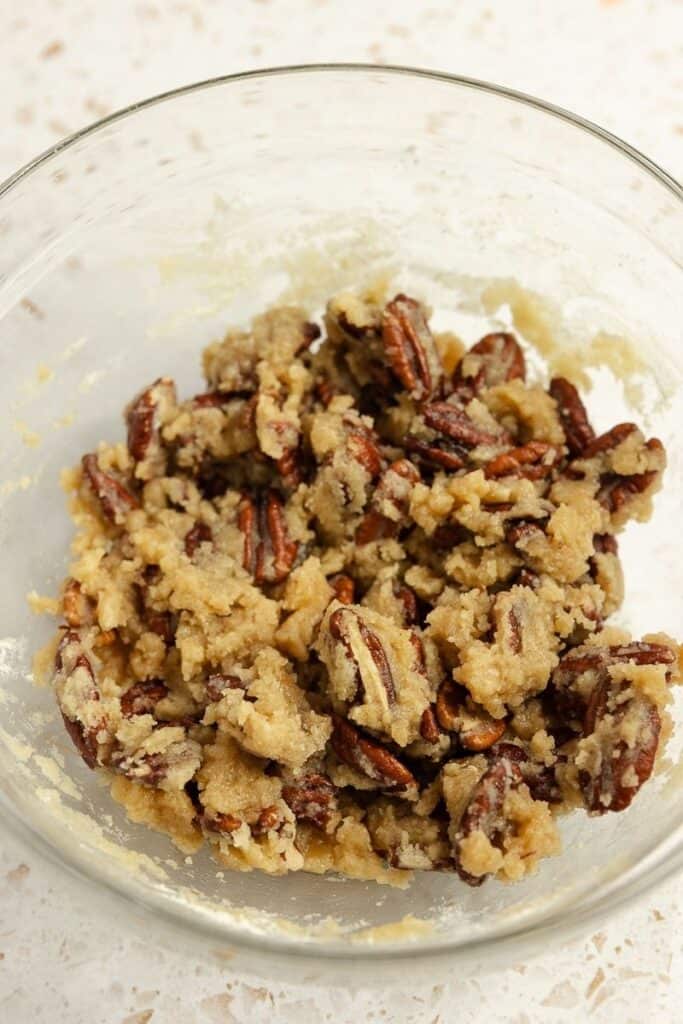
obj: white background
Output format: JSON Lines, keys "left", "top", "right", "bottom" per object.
{"left": 1, "top": 1, "right": 682, "bottom": 1021}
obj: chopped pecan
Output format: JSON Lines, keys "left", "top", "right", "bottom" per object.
{"left": 330, "top": 574, "right": 355, "bottom": 605}
{"left": 205, "top": 673, "right": 247, "bottom": 702}
{"left": 394, "top": 583, "right": 419, "bottom": 627}
{"left": 146, "top": 611, "right": 176, "bottom": 645}
{"left": 549, "top": 377, "right": 595, "bottom": 457}
{"left": 62, "top": 578, "right": 95, "bottom": 628}
{"left": 505, "top": 520, "right": 545, "bottom": 548}
{"left": 120, "top": 680, "right": 169, "bottom": 717}
{"left": 314, "top": 377, "right": 337, "bottom": 408}
{"left": 329, "top": 607, "right": 396, "bottom": 704}
{"left": 112, "top": 728, "right": 200, "bottom": 788}
{"left": 61, "top": 713, "right": 100, "bottom": 770}
{"left": 581, "top": 677, "right": 662, "bottom": 814}
{"left": 454, "top": 755, "right": 524, "bottom": 885}
{"left": 300, "top": 321, "right": 322, "bottom": 350}
{"left": 126, "top": 377, "right": 176, "bottom": 477}
{"left": 452, "top": 332, "right": 526, "bottom": 394}
{"left": 422, "top": 402, "right": 507, "bottom": 448}
{"left": 203, "top": 811, "right": 243, "bottom": 834}
{"left": 331, "top": 716, "right": 416, "bottom": 788}
{"left": 484, "top": 442, "right": 560, "bottom": 481}
{"left": 404, "top": 435, "right": 466, "bottom": 472}
{"left": 275, "top": 447, "right": 302, "bottom": 490}
{"left": 184, "top": 521, "right": 213, "bottom": 558}
{"left": 436, "top": 680, "right": 506, "bottom": 751}
{"left": 355, "top": 459, "right": 420, "bottom": 545}
{"left": 252, "top": 804, "right": 283, "bottom": 834}
{"left": 419, "top": 706, "right": 441, "bottom": 744}
{"left": 598, "top": 462, "right": 662, "bottom": 515}
{"left": 432, "top": 523, "right": 470, "bottom": 549}
{"left": 81, "top": 453, "right": 139, "bottom": 524}
{"left": 282, "top": 773, "right": 338, "bottom": 829}
{"left": 238, "top": 490, "right": 298, "bottom": 585}
{"left": 381, "top": 294, "right": 443, "bottom": 401}
{"left": 594, "top": 533, "right": 618, "bottom": 556}
{"left": 192, "top": 390, "right": 230, "bottom": 409}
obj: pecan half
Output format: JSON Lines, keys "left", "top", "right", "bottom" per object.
{"left": 381, "top": 294, "right": 443, "bottom": 401}
{"left": 331, "top": 716, "right": 415, "bottom": 788}
{"left": 581, "top": 678, "right": 662, "bottom": 814}
{"left": 549, "top": 377, "right": 595, "bottom": 457}
{"left": 282, "top": 773, "right": 338, "bottom": 829}
{"left": 454, "top": 755, "right": 524, "bottom": 885}
{"left": 436, "top": 680, "right": 506, "bottom": 751}
{"left": 422, "top": 402, "right": 506, "bottom": 448}
{"left": 238, "top": 490, "right": 298, "bottom": 585}
{"left": 81, "top": 453, "right": 139, "bottom": 524}
{"left": 329, "top": 607, "right": 396, "bottom": 704}
{"left": 355, "top": 459, "right": 420, "bottom": 545}
{"left": 120, "top": 680, "right": 169, "bottom": 717}
{"left": 484, "top": 442, "right": 560, "bottom": 481}
{"left": 452, "top": 332, "right": 526, "bottom": 394}
{"left": 126, "top": 377, "right": 176, "bottom": 478}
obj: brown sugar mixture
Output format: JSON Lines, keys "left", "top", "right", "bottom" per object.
{"left": 48, "top": 287, "right": 682, "bottom": 886}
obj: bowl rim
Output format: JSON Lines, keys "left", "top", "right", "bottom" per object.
{"left": 1, "top": 62, "right": 682, "bottom": 966}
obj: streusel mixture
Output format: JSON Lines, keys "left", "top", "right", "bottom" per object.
{"left": 49, "top": 287, "right": 682, "bottom": 886}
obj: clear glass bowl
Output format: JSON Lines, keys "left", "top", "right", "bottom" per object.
{"left": 0, "top": 65, "right": 681, "bottom": 978}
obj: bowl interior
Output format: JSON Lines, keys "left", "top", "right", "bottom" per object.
{"left": 0, "top": 67, "right": 682, "bottom": 961}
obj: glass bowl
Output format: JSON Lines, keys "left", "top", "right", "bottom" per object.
{"left": 0, "top": 65, "right": 681, "bottom": 979}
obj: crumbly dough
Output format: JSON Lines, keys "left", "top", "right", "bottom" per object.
{"left": 45, "top": 288, "right": 681, "bottom": 888}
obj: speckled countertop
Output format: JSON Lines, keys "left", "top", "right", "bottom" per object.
{"left": 1, "top": 2, "right": 682, "bottom": 1022}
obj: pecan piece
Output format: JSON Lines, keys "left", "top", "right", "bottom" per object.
{"left": 404, "top": 435, "right": 466, "bottom": 472}
{"left": 120, "top": 680, "right": 169, "bottom": 717}
{"left": 330, "top": 574, "right": 355, "bottom": 605}
{"left": 436, "top": 680, "right": 506, "bottom": 751}
{"left": 331, "top": 716, "right": 415, "bottom": 788}
{"left": 238, "top": 490, "right": 298, "bottom": 585}
{"left": 381, "top": 294, "right": 443, "bottom": 401}
{"left": 484, "top": 442, "right": 560, "bottom": 481}
{"left": 345, "top": 430, "right": 383, "bottom": 478}
{"left": 275, "top": 447, "right": 302, "bottom": 490}
{"left": 205, "top": 673, "right": 247, "bottom": 702}
{"left": 583, "top": 422, "right": 637, "bottom": 459}
{"left": 419, "top": 706, "right": 441, "bottom": 744}
{"left": 81, "top": 453, "right": 139, "bottom": 524}
{"left": 580, "top": 677, "right": 662, "bottom": 814}
{"left": 329, "top": 607, "right": 396, "bottom": 704}
{"left": 62, "top": 578, "right": 95, "bottom": 628}
{"left": 184, "top": 521, "right": 213, "bottom": 558}
{"left": 126, "top": 377, "right": 176, "bottom": 479}
{"left": 452, "top": 332, "right": 526, "bottom": 394}
{"left": 203, "top": 811, "right": 243, "bottom": 834}
{"left": 282, "top": 773, "right": 338, "bottom": 829}
{"left": 252, "top": 804, "right": 283, "bottom": 834}
{"left": 54, "top": 630, "right": 104, "bottom": 769}
{"left": 505, "top": 520, "right": 546, "bottom": 548}
{"left": 355, "top": 459, "right": 420, "bottom": 545}
{"left": 394, "top": 583, "right": 419, "bottom": 627}
{"left": 422, "top": 402, "right": 507, "bottom": 448}
{"left": 146, "top": 611, "right": 176, "bottom": 645}
{"left": 549, "top": 377, "right": 595, "bottom": 457}
{"left": 488, "top": 741, "right": 561, "bottom": 804}
{"left": 454, "top": 755, "right": 525, "bottom": 885}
